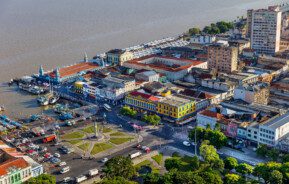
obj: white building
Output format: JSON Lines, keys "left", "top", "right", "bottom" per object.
{"left": 249, "top": 7, "right": 282, "bottom": 55}
{"left": 190, "top": 34, "right": 216, "bottom": 45}
{"left": 197, "top": 110, "right": 222, "bottom": 129}
{"left": 135, "top": 71, "right": 159, "bottom": 82}
{"left": 258, "top": 112, "right": 289, "bottom": 146}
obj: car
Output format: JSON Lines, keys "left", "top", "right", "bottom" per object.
{"left": 51, "top": 157, "right": 61, "bottom": 164}
{"left": 60, "top": 166, "right": 70, "bottom": 174}
{"left": 59, "top": 162, "right": 67, "bottom": 167}
{"left": 54, "top": 153, "right": 61, "bottom": 158}
{"left": 101, "top": 157, "right": 108, "bottom": 163}
{"left": 183, "top": 141, "right": 191, "bottom": 147}
{"left": 44, "top": 153, "right": 53, "bottom": 159}
{"left": 62, "top": 177, "right": 71, "bottom": 183}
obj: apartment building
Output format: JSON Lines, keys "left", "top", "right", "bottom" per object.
{"left": 248, "top": 7, "right": 282, "bottom": 55}
{"left": 106, "top": 49, "right": 134, "bottom": 66}
{"left": 207, "top": 44, "right": 238, "bottom": 73}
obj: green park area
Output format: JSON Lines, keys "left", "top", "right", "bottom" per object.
{"left": 61, "top": 131, "right": 85, "bottom": 139}
{"left": 110, "top": 137, "right": 134, "bottom": 145}
{"left": 67, "top": 140, "right": 82, "bottom": 145}
{"left": 78, "top": 142, "right": 90, "bottom": 151}
{"left": 152, "top": 153, "right": 163, "bottom": 165}
{"left": 91, "top": 142, "right": 114, "bottom": 155}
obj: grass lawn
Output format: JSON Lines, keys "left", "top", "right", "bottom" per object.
{"left": 110, "top": 131, "right": 127, "bottom": 137}
{"left": 82, "top": 126, "right": 95, "bottom": 134}
{"left": 167, "top": 155, "right": 195, "bottom": 172}
{"left": 78, "top": 142, "right": 90, "bottom": 151}
{"left": 110, "top": 137, "right": 133, "bottom": 145}
{"left": 152, "top": 154, "right": 163, "bottom": 165}
{"left": 135, "top": 160, "right": 160, "bottom": 174}
{"left": 67, "top": 140, "right": 82, "bottom": 145}
{"left": 90, "top": 142, "right": 114, "bottom": 155}
{"left": 61, "top": 131, "right": 85, "bottom": 139}
{"left": 102, "top": 127, "right": 112, "bottom": 133}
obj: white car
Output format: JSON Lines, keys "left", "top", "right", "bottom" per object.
{"left": 54, "top": 153, "right": 61, "bottom": 158}
{"left": 59, "top": 162, "right": 66, "bottom": 167}
{"left": 101, "top": 157, "right": 108, "bottom": 163}
{"left": 183, "top": 141, "right": 191, "bottom": 147}
{"left": 62, "top": 177, "right": 71, "bottom": 183}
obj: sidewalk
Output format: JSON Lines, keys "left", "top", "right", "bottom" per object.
{"left": 220, "top": 147, "right": 266, "bottom": 166}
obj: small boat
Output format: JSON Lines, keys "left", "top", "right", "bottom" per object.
{"left": 49, "top": 96, "right": 59, "bottom": 104}
{"left": 0, "top": 106, "right": 5, "bottom": 112}
{"left": 37, "top": 96, "right": 49, "bottom": 106}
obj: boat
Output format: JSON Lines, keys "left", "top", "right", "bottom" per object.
{"left": 0, "top": 106, "right": 5, "bottom": 112}
{"left": 37, "top": 96, "right": 49, "bottom": 106}
{"left": 49, "top": 95, "right": 60, "bottom": 105}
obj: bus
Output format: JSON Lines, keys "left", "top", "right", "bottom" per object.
{"left": 103, "top": 104, "right": 112, "bottom": 111}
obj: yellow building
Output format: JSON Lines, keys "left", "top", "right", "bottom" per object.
{"left": 157, "top": 94, "right": 196, "bottom": 123}
{"left": 106, "top": 49, "right": 134, "bottom": 66}
{"left": 74, "top": 81, "right": 84, "bottom": 94}
{"left": 125, "top": 91, "right": 160, "bottom": 113}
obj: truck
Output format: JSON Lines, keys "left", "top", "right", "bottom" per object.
{"left": 129, "top": 151, "right": 142, "bottom": 159}
{"left": 88, "top": 168, "right": 99, "bottom": 177}
{"left": 75, "top": 175, "right": 87, "bottom": 183}
{"left": 43, "top": 134, "right": 56, "bottom": 143}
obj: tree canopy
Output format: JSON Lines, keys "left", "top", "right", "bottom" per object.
{"left": 26, "top": 174, "right": 56, "bottom": 184}
{"left": 120, "top": 106, "right": 137, "bottom": 117}
{"left": 142, "top": 114, "right": 161, "bottom": 126}
{"left": 103, "top": 156, "right": 136, "bottom": 179}
{"left": 224, "top": 157, "right": 238, "bottom": 170}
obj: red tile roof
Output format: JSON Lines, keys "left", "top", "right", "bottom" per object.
{"left": 49, "top": 62, "right": 99, "bottom": 78}
{"left": 125, "top": 55, "right": 204, "bottom": 72}
{"left": 0, "top": 149, "right": 29, "bottom": 176}
{"left": 129, "top": 91, "right": 159, "bottom": 102}
{"left": 199, "top": 110, "right": 222, "bottom": 119}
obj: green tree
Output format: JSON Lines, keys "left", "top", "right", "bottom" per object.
{"left": 269, "top": 170, "right": 283, "bottom": 184}
{"left": 172, "top": 171, "right": 205, "bottom": 184}
{"left": 282, "top": 154, "right": 289, "bottom": 163}
{"left": 188, "top": 27, "right": 201, "bottom": 35}
{"left": 256, "top": 144, "right": 268, "bottom": 157}
{"left": 100, "top": 176, "right": 137, "bottom": 184}
{"left": 268, "top": 149, "right": 280, "bottom": 161}
{"left": 224, "top": 157, "right": 238, "bottom": 170}
{"left": 143, "top": 114, "right": 161, "bottom": 126}
{"left": 236, "top": 163, "right": 253, "bottom": 176}
{"left": 188, "top": 127, "right": 205, "bottom": 143}
{"left": 206, "top": 129, "right": 227, "bottom": 149}
{"left": 26, "top": 174, "right": 56, "bottom": 184}
{"left": 224, "top": 174, "right": 241, "bottom": 184}
{"left": 199, "top": 141, "right": 220, "bottom": 165}
{"left": 199, "top": 171, "right": 223, "bottom": 184}
{"left": 120, "top": 106, "right": 137, "bottom": 117}
{"left": 164, "top": 158, "right": 181, "bottom": 171}
{"left": 253, "top": 162, "right": 282, "bottom": 183}
{"left": 103, "top": 156, "right": 136, "bottom": 179}
{"left": 189, "top": 156, "right": 200, "bottom": 171}
{"left": 143, "top": 173, "right": 162, "bottom": 184}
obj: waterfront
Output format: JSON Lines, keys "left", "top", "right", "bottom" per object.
{"left": 0, "top": 0, "right": 286, "bottom": 118}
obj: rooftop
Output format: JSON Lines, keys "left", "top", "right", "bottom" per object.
{"left": 49, "top": 62, "right": 99, "bottom": 79}
{"left": 159, "top": 94, "right": 194, "bottom": 107}
{"left": 129, "top": 91, "right": 160, "bottom": 102}
{"left": 124, "top": 55, "right": 204, "bottom": 72}
{"left": 262, "top": 111, "right": 289, "bottom": 129}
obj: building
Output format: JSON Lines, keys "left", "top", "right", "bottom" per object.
{"left": 197, "top": 110, "right": 223, "bottom": 129}
{"left": 246, "top": 9, "right": 253, "bottom": 38}
{"left": 190, "top": 34, "right": 216, "bottom": 45}
{"left": 249, "top": 7, "right": 282, "bottom": 55}
{"left": 234, "top": 82, "right": 270, "bottom": 105}
{"left": 0, "top": 144, "right": 43, "bottom": 184}
{"left": 125, "top": 91, "right": 159, "bottom": 113}
{"left": 259, "top": 111, "right": 289, "bottom": 146}
{"left": 228, "top": 39, "right": 251, "bottom": 54}
{"left": 157, "top": 94, "right": 196, "bottom": 123}
{"left": 106, "top": 49, "right": 134, "bottom": 66}
{"left": 40, "top": 62, "right": 100, "bottom": 83}
{"left": 135, "top": 71, "right": 159, "bottom": 82}
{"left": 123, "top": 55, "right": 207, "bottom": 81}
{"left": 162, "top": 47, "right": 199, "bottom": 59}
{"left": 207, "top": 44, "right": 238, "bottom": 73}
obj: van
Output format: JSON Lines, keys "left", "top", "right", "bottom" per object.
{"left": 60, "top": 166, "right": 70, "bottom": 174}
{"left": 75, "top": 175, "right": 87, "bottom": 183}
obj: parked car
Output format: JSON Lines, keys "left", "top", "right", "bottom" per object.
{"left": 54, "top": 153, "right": 61, "bottom": 158}
{"left": 60, "top": 166, "right": 70, "bottom": 174}
{"left": 51, "top": 157, "right": 61, "bottom": 164}
{"left": 62, "top": 177, "right": 71, "bottom": 183}
{"left": 59, "top": 162, "right": 67, "bottom": 167}
{"left": 101, "top": 158, "right": 108, "bottom": 163}
{"left": 183, "top": 141, "right": 191, "bottom": 147}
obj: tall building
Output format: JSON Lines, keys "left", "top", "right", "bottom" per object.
{"left": 249, "top": 7, "right": 282, "bottom": 55}
{"left": 246, "top": 9, "right": 253, "bottom": 38}
{"left": 207, "top": 44, "right": 238, "bottom": 73}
